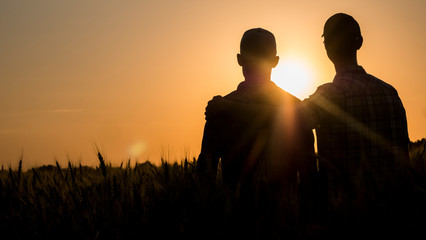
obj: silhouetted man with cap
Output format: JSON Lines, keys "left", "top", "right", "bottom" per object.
{"left": 300, "top": 12, "right": 410, "bottom": 227}
{"left": 302, "top": 13, "right": 409, "bottom": 180}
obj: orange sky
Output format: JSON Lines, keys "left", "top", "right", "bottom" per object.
{"left": 1, "top": 0, "right": 425, "bottom": 169}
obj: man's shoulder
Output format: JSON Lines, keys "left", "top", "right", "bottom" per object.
{"left": 318, "top": 82, "right": 339, "bottom": 91}
{"left": 265, "top": 83, "right": 300, "bottom": 103}
{"left": 308, "top": 82, "right": 342, "bottom": 100}
{"left": 224, "top": 90, "right": 239, "bottom": 98}
{"left": 366, "top": 74, "right": 398, "bottom": 95}
{"left": 222, "top": 81, "right": 246, "bottom": 100}
{"left": 222, "top": 81, "right": 300, "bottom": 105}
{"left": 223, "top": 89, "right": 247, "bottom": 103}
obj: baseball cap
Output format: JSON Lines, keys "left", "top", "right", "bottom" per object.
{"left": 322, "top": 13, "right": 362, "bottom": 39}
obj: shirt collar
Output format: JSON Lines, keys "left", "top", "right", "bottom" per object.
{"left": 335, "top": 65, "right": 365, "bottom": 75}
{"left": 237, "top": 80, "right": 276, "bottom": 91}
{"left": 333, "top": 65, "right": 366, "bottom": 84}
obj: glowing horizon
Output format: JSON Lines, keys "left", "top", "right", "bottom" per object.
{"left": 0, "top": 0, "right": 425, "bottom": 169}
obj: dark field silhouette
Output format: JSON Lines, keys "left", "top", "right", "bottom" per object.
{"left": 0, "top": 139, "right": 425, "bottom": 240}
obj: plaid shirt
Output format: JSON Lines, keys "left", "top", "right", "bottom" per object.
{"left": 300, "top": 65, "right": 410, "bottom": 176}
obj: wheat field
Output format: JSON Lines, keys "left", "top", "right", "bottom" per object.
{"left": 0, "top": 139, "right": 425, "bottom": 240}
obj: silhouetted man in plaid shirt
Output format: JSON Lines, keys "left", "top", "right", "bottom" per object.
{"left": 298, "top": 13, "right": 410, "bottom": 225}
{"left": 300, "top": 13, "right": 409, "bottom": 174}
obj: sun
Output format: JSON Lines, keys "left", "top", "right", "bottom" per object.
{"left": 271, "top": 58, "right": 314, "bottom": 100}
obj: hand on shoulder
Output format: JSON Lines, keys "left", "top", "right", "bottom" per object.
{"left": 205, "top": 95, "right": 225, "bottom": 120}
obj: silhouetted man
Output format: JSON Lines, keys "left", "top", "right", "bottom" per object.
{"left": 206, "top": 13, "right": 410, "bottom": 230}
{"left": 197, "top": 28, "right": 315, "bottom": 194}
{"left": 305, "top": 13, "right": 409, "bottom": 167}
{"left": 300, "top": 13, "right": 410, "bottom": 228}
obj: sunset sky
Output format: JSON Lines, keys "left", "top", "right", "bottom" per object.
{"left": 1, "top": 0, "right": 425, "bottom": 169}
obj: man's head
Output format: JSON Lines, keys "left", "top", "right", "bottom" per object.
{"left": 323, "top": 13, "right": 363, "bottom": 63}
{"left": 237, "top": 28, "right": 279, "bottom": 81}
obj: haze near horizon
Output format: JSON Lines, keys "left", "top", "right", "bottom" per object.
{"left": 1, "top": 0, "right": 425, "bottom": 169}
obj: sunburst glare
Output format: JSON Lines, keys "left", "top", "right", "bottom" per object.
{"left": 272, "top": 58, "right": 314, "bottom": 100}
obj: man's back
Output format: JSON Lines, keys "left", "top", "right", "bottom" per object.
{"left": 198, "top": 27, "right": 315, "bottom": 194}
{"left": 201, "top": 80, "right": 314, "bottom": 189}
{"left": 301, "top": 66, "right": 409, "bottom": 176}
